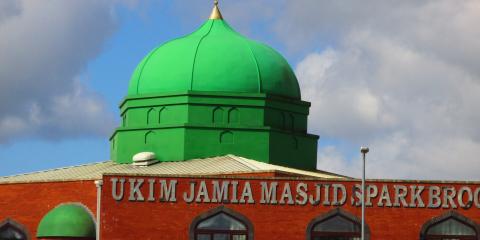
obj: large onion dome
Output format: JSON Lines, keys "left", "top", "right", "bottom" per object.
{"left": 128, "top": 5, "right": 300, "bottom": 99}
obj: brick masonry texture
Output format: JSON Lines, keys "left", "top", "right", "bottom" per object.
{"left": 101, "top": 176, "right": 480, "bottom": 240}
{"left": 1, "top": 176, "right": 479, "bottom": 240}
{"left": 0, "top": 181, "right": 97, "bottom": 239}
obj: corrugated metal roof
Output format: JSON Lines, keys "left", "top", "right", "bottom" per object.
{"left": 0, "top": 161, "right": 114, "bottom": 183}
{"left": 0, "top": 155, "right": 346, "bottom": 184}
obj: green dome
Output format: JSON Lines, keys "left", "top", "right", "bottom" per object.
{"left": 37, "top": 204, "right": 95, "bottom": 238}
{"left": 128, "top": 19, "right": 301, "bottom": 99}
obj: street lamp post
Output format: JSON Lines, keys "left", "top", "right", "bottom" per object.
{"left": 360, "top": 146, "right": 369, "bottom": 240}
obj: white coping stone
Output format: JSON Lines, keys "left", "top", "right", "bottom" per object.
{"left": 132, "top": 152, "right": 156, "bottom": 162}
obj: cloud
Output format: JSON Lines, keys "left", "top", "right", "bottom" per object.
{"left": 163, "top": 0, "right": 480, "bottom": 180}
{"left": 291, "top": 1, "right": 480, "bottom": 180}
{"left": 0, "top": 0, "right": 123, "bottom": 143}
{"left": 0, "top": 81, "right": 114, "bottom": 141}
{"left": 0, "top": 0, "right": 21, "bottom": 22}
{"left": 3, "top": 0, "right": 477, "bottom": 181}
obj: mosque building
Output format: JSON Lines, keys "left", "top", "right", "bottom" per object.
{"left": 1, "top": 3, "right": 479, "bottom": 240}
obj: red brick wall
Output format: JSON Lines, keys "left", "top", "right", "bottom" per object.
{"left": 0, "top": 181, "right": 97, "bottom": 240}
{"left": 1, "top": 177, "right": 479, "bottom": 240}
{"left": 101, "top": 176, "right": 480, "bottom": 240}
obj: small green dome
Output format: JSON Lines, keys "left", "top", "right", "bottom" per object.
{"left": 37, "top": 204, "right": 95, "bottom": 238}
{"left": 128, "top": 19, "right": 301, "bottom": 99}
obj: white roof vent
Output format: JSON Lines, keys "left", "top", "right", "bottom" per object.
{"left": 132, "top": 152, "right": 159, "bottom": 167}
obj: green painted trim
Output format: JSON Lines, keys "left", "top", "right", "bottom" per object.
{"left": 121, "top": 103, "right": 309, "bottom": 116}
{"left": 119, "top": 92, "right": 310, "bottom": 116}
{"left": 37, "top": 203, "right": 95, "bottom": 238}
{"left": 110, "top": 124, "right": 319, "bottom": 138}
{"left": 120, "top": 91, "right": 310, "bottom": 108}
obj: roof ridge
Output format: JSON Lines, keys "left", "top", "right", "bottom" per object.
{"left": 226, "top": 155, "right": 265, "bottom": 171}
{"left": 0, "top": 161, "right": 111, "bottom": 179}
{"left": 242, "top": 39, "right": 262, "bottom": 94}
{"left": 135, "top": 46, "right": 162, "bottom": 94}
{"left": 190, "top": 20, "right": 214, "bottom": 90}
{"left": 225, "top": 155, "right": 345, "bottom": 179}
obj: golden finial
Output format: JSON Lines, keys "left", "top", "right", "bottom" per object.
{"left": 209, "top": 0, "right": 223, "bottom": 20}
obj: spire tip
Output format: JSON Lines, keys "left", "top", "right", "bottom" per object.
{"left": 209, "top": 0, "right": 223, "bottom": 20}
